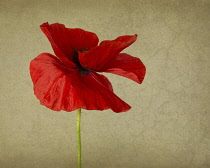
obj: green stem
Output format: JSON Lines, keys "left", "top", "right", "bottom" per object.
{"left": 77, "top": 108, "right": 82, "bottom": 168}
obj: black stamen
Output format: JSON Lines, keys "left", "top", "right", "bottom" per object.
{"left": 72, "top": 48, "right": 91, "bottom": 75}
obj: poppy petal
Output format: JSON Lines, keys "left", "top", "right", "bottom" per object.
{"left": 78, "top": 72, "right": 131, "bottom": 112}
{"left": 79, "top": 35, "right": 137, "bottom": 71}
{"left": 101, "top": 53, "right": 146, "bottom": 84}
{"left": 100, "top": 34, "right": 137, "bottom": 46}
{"left": 30, "top": 53, "right": 130, "bottom": 113}
{"left": 40, "top": 22, "right": 99, "bottom": 65}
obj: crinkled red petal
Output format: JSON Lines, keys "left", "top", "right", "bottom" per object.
{"left": 79, "top": 35, "right": 137, "bottom": 71}
{"left": 101, "top": 53, "right": 146, "bottom": 84}
{"left": 100, "top": 34, "right": 137, "bottom": 46}
{"left": 30, "top": 53, "right": 131, "bottom": 113}
{"left": 40, "top": 22, "right": 99, "bottom": 66}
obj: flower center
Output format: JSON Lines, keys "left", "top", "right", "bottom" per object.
{"left": 72, "top": 49, "right": 91, "bottom": 75}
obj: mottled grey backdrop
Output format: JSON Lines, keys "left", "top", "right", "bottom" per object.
{"left": 1, "top": 0, "right": 210, "bottom": 168}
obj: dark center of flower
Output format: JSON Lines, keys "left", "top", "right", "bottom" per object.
{"left": 72, "top": 48, "right": 91, "bottom": 75}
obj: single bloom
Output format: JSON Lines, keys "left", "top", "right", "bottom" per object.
{"left": 30, "top": 22, "right": 146, "bottom": 113}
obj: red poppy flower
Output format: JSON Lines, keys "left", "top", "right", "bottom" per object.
{"left": 30, "top": 22, "right": 146, "bottom": 113}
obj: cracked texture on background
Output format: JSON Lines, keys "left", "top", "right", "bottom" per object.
{"left": 0, "top": 0, "right": 210, "bottom": 168}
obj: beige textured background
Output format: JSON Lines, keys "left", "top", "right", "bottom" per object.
{"left": 1, "top": 0, "right": 210, "bottom": 168}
